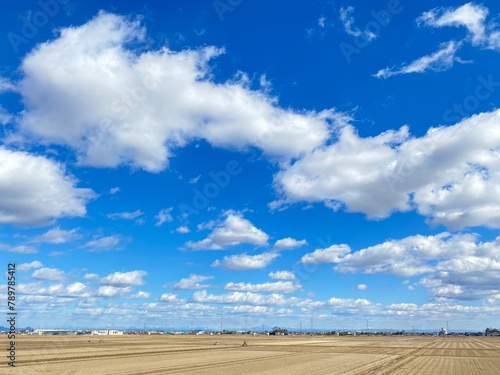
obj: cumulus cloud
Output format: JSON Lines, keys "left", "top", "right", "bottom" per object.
{"left": 100, "top": 270, "right": 146, "bottom": 287}
{"left": 224, "top": 281, "right": 300, "bottom": 293}
{"left": 155, "top": 208, "right": 173, "bottom": 227}
{"left": 301, "top": 245, "right": 351, "bottom": 265}
{"left": 186, "top": 211, "right": 269, "bottom": 250}
{"left": 301, "top": 232, "right": 500, "bottom": 301}
{"left": 83, "top": 235, "right": 121, "bottom": 251}
{"left": 374, "top": 41, "right": 464, "bottom": 79}
{"left": 17, "top": 260, "right": 43, "bottom": 271}
{"left": 0, "top": 244, "right": 38, "bottom": 254}
{"left": 31, "top": 267, "right": 65, "bottom": 281}
{"left": 173, "top": 274, "right": 213, "bottom": 290}
{"left": 97, "top": 285, "right": 131, "bottom": 298}
{"left": 13, "top": 11, "right": 343, "bottom": 172}
{"left": 212, "top": 252, "right": 279, "bottom": 271}
{"left": 356, "top": 284, "right": 368, "bottom": 291}
{"left": 0, "top": 148, "right": 95, "bottom": 225}
{"left": 269, "top": 271, "right": 296, "bottom": 280}
{"left": 191, "top": 290, "right": 288, "bottom": 306}
{"left": 273, "top": 237, "right": 307, "bottom": 250}
{"left": 176, "top": 226, "right": 190, "bottom": 234}
{"left": 274, "top": 110, "right": 500, "bottom": 229}
{"left": 159, "top": 293, "right": 178, "bottom": 302}
{"left": 31, "top": 227, "right": 79, "bottom": 244}
{"left": 130, "top": 291, "right": 150, "bottom": 299}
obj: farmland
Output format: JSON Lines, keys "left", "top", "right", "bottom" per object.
{"left": 4, "top": 335, "right": 500, "bottom": 374}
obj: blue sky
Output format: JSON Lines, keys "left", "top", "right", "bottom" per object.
{"left": 1, "top": 0, "right": 500, "bottom": 332}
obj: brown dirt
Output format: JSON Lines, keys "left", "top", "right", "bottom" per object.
{"left": 3, "top": 335, "right": 500, "bottom": 374}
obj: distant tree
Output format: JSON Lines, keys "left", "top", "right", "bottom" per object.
{"left": 270, "top": 327, "right": 289, "bottom": 335}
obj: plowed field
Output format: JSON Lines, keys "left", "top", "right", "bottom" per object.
{"left": 4, "top": 335, "right": 500, "bottom": 374}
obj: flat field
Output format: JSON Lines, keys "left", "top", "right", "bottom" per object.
{"left": 4, "top": 334, "right": 500, "bottom": 374}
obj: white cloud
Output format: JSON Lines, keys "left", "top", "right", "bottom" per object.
{"left": 159, "top": 293, "right": 178, "bottom": 302}
{"left": 97, "top": 285, "right": 131, "bottom": 298}
{"left": 191, "top": 290, "right": 288, "bottom": 306}
{"left": 339, "top": 6, "right": 377, "bottom": 41}
{"left": 0, "top": 148, "right": 95, "bottom": 225}
{"left": 327, "top": 297, "right": 376, "bottom": 310}
{"left": 374, "top": 41, "right": 464, "bottom": 79}
{"left": 66, "top": 282, "right": 90, "bottom": 296}
{"left": 32, "top": 227, "right": 79, "bottom": 244}
{"left": 301, "top": 231, "right": 500, "bottom": 301}
{"left": 0, "top": 76, "right": 16, "bottom": 93}
{"left": 31, "top": 267, "right": 65, "bottom": 281}
{"left": 107, "top": 209, "right": 143, "bottom": 220}
{"left": 17, "top": 261, "right": 43, "bottom": 272}
{"left": 301, "top": 244, "right": 351, "bottom": 264}
{"left": 83, "top": 235, "right": 121, "bottom": 251}
{"left": 174, "top": 274, "right": 213, "bottom": 290}
{"left": 269, "top": 271, "right": 296, "bottom": 280}
{"left": 155, "top": 208, "right": 173, "bottom": 227}
{"left": 189, "top": 175, "right": 201, "bottom": 184}
{"left": 212, "top": 252, "right": 279, "bottom": 271}
{"left": 100, "top": 270, "right": 146, "bottom": 287}
{"left": 274, "top": 110, "right": 500, "bottom": 229}
{"left": 356, "top": 284, "right": 368, "bottom": 291}
{"left": 13, "top": 11, "right": 344, "bottom": 172}
{"left": 83, "top": 273, "right": 99, "bottom": 280}
{"left": 176, "top": 226, "right": 190, "bottom": 234}
{"left": 224, "top": 281, "right": 300, "bottom": 293}
{"left": 273, "top": 237, "right": 307, "bottom": 250}
{"left": 0, "top": 105, "right": 12, "bottom": 125}
{"left": 130, "top": 291, "right": 150, "bottom": 299}
{"left": 0, "top": 244, "right": 38, "bottom": 254}
{"left": 418, "top": 3, "right": 490, "bottom": 46}
{"left": 318, "top": 16, "right": 326, "bottom": 28}
{"left": 109, "top": 187, "right": 120, "bottom": 195}
{"left": 186, "top": 211, "right": 269, "bottom": 250}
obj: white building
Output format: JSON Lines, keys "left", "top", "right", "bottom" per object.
{"left": 91, "top": 329, "right": 124, "bottom": 335}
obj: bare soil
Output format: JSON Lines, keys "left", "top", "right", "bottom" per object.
{"left": 4, "top": 335, "right": 500, "bottom": 374}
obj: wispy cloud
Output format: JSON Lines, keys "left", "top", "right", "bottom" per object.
{"left": 418, "top": 3, "right": 489, "bottom": 46}
{"left": 374, "top": 41, "right": 465, "bottom": 79}
{"left": 107, "top": 209, "right": 144, "bottom": 220}
{"left": 340, "top": 6, "right": 377, "bottom": 41}
{"left": 155, "top": 208, "right": 173, "bottom": 227}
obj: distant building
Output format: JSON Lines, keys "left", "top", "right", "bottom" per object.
{"left": 32, "top": 329, "right": 78, "bottom": 336}
{"left": 91, "top": 329, "right": 124, "bottom": 335}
